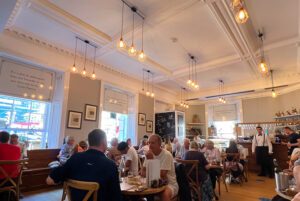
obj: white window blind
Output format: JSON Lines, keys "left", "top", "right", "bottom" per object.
{"left": 103, "top": 87, "right": 128, "bottom": 114}
{"left": 213, "top": 104, "right": 237, "bottom": 121}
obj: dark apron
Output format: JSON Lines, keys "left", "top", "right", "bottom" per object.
{"left": 255, "top": 134, "right": 268, "bottom": 165}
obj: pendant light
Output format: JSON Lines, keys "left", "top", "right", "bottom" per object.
{"left": 117, "top": 2, "right": 126, "bottom": 50}
{"left": 230, "top": 0, "right": 242, "bottom": 10}
{"left": 90, "top": 46, "right": 97, "bottom": 80}
{"left": 81, "top": 41, "right": 88, "bottom": 77}
{"left": 218, "top": 80, "right": 226, "bottom": 103}
{"left": 258, "top": 32, "right": 268, "bottom": 74}
{"left": 235, "top": 7, "right": 249, "bottom": 24}
{"left": 151, "top": 72, "right": 155, "bottom": 97}
{"left": 128, "top": 11, "right": 137, "bottom": 56}
{"left": 71, "top": 37, "right": 78, "bottom": 73}
{"left": 138, "top": 20, "right": 146, "bottom": 61}
{"left": 270, "top": 70, "right": 277, "bottom": 98}
{"left": 146, "top": 70, "right": 150, "bottom": 96}
{"left": 187, "top": 60, "right": 192, "bottom": 85}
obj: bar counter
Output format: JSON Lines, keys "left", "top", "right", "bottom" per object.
{"left": 238, "top": 142, "right": 289, "bottom": 172}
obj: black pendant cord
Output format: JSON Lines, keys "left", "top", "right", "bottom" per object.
{"left": 142, "top": 70, "right": 145, "bottom": 91}
{"left": 141, "top": 20, "right": 144, "bottom": 50}
{"left": 93, "top": 46, "right": 96, "bottom": 72}
{"left": 121, "top": 2, "right": 124, "bottom": 38}
{"left": 131, "top": 12, "right": 134, "bottom": 45}
{"left": 83, "top": 42, "right": 88, "bottom": 70}
{"left": 73, "top": 37, "right": 78, "bottom": 66}
{"left": 151, "top": 73, "right": 154, "bottom": 93}
{"left": 271, "top": 70, "right": 274, "bottom": 88}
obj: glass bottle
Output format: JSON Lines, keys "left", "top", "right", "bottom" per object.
{"left": 119, "top": 156, "right": 126, "bottom": 182}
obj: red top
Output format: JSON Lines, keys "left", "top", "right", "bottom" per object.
{"left": 0, "top": 143, "right": 21, "bottom": 179}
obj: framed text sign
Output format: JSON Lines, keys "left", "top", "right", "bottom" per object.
{"left": 0, "top": 58, "right": 55, "bottom": 101}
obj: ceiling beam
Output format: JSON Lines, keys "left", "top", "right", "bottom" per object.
{"left": 0, "top": 0, "right": 17, "bottom": 34}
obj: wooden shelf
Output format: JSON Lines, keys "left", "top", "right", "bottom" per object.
{"left": 187, "top": 123, "right": 206, "bottom": 125}
{"left": 275, "top": 114, "right": 300, "bottom": 119}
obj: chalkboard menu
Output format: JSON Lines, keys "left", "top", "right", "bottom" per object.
{"left": 155, "top": 112, "right": 176, "bottom": 138}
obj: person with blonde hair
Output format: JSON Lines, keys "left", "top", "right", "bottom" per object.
{"left": 107, "top": 137, "right": 121, "bottom": 162}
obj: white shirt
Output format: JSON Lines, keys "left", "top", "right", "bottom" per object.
{"left": 126, "top": 147, "right": 139, "bottom": 176}
{"left": 252, "top": 133, "right": 273, "bottom": 153}
{"left": 140, "top": 145, "right": 149, "bottom": 154}
{"left": 176, "top": 144, "right": 188, "bottom": 158}
{"left": 201, "top": 147, "right": 221, "bottom": 162}
{"left": 172, "top": 142, "right": 181, "bottom": 155}
{"left": 144, "top": 149, "right": 179, "bottom": 194}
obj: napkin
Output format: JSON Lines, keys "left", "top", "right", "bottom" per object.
{"left": 146, "top": 159, "right": 160, "bottom": 187}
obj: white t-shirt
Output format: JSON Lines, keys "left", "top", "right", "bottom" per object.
{"left": 144, "top": 149, "right": 178, "bottom": 195}
{"left": 126, "top": 146, "right": 139, "bottom": 176}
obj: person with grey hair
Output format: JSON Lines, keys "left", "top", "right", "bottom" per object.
{"left": 142, "top": 134, "right": 178, "bottom": 201}
{"left": 183, "top": 141, "right": 214, "bottom": 201}
{"left": 57, "top": 136, "right": 75, "bottom": 163}
{"left": 107, "top": 137, "right": 121, "bottom": 162}
{"left": 47, "top": 129, "right": 122, "bottom": 201}
{"left": 176, "top": 138, "right": 190, "bottom": 158}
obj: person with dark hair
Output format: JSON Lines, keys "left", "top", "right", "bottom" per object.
{"left": 10, "top": 134, "right": 27, "bottom": 158}
{"left": 126, "top": 138, "right": 132, "bottom": 147}
{"left": 252, "top": 126, "right": 273, "bottom": 178}
{"left": 143, "top": 135, "right": 149, "bottom": 140}
{"left": 71, "top": 140, "right": 88, "bottom": 155}
{"left": 225, "top": 140, "right": 243, "bottom": 182}
{"left": 282, "top": 127, "right": 300, "bottom": 155}
{"left": 0, "top": 131, "right": 21, "bottom": 201}
{"left": 117, "top": 141, "right": 138, "bottom": 176}
{"left": 46, "top": 129, "right": 122, "bottom": 201}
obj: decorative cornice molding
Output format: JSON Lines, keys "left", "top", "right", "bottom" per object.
{"left": 5, "top": 0, "right": 24, "bottom": 29}
{"left": 1, "top": 28, "right": 177, "bottom": 97}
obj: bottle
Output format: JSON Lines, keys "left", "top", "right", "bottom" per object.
{"left": 274, "top": 158, "right": 282, "bottom": 173}
{"left": 119, "top": 156, "right": 126, "bottom": 181}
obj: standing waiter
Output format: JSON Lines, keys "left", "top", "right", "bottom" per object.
{"left": 252, "top": 126, "right": 273, "bottom": 178}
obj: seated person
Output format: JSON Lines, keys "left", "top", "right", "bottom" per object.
{"left": 107, "top": 138, "right": 121, "bottom": 162}
{"left": 10, "top": 134, "right": 27, "bottom": 158}
{"left": 126, "top": 138, "right": 132, "bottom": 147}
{"left": 225, "top": 140, "right": 243, "bottom": 181}
{"left": 71, "top": 140, "right": 88, "bottom": 155}
{"left": 183, "top": 141, "right": 214, "bottom": 201}
{"left": 165, "top": 136, "right": 172, "bottom": 154}
{"left": 46, "top": 129, "right": 121, "bottom": 201}
{"left": 292, "top": 165, "right": 300, "bottom": 201}
{"left": 176, "top": 138, "right": 190, "bottom": 158}
{"left": 0, "top": 131, "right": 21, "bottom": 201}
{"left": 139, "top": 135, "right": 149, "bottom": 149}
{"left": 138, "top": 139, "right": 149, "bottom": 155}
{"left": 142, "top": 134, "right": 179, "bottom": 201}
{"left": 172, "top": 138, "right": 181, "bottom": 157}
{"left": 201, "top": 140, "right": 221, "bottom": 163}
{"left": 118, "top": 142, "right": 138, "bottom": 176}
{"left": 57, "top": 136, "right": 75, "bottom": 163}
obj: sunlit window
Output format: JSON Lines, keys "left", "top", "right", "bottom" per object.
{"left": 0, "top": 94, "right": 50, "bottom": 149}
{"left": 101, "top": 111, "right": 128, "bottom": 145}
{"left": 214, "top": 121, "right": 237, "bottom": 139}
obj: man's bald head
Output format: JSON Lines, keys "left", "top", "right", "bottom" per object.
{"left": 149, "top": 134, "right": 162, "bottom": 155}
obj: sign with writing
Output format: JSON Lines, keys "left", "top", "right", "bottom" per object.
{"left": 0, "top": 59, "right": 54, "bottom": 101}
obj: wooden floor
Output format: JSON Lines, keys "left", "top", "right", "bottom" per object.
{"left": 22, "top": 173, "right": 276, "bottom": 201}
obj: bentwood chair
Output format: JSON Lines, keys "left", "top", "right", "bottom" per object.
{"left": 175, "top": 159, "right": 201, "bottom": 201}
{"left": 62, "top": 179, "right": 99, "bottom": 201}
{"left": 0, "top": 159, "right": 28, "bottom": 201}
{"left": 222, "top": 153, "right": 244, "bottom": 185}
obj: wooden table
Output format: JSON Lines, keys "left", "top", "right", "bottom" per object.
{"left": 121, "top": 182, "right": 166, "bottom": 196}
{"left": 275, "top": 189, "right": 293, "bottom": 200}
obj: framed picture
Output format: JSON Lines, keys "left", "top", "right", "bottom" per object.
{"left": 138, "top": 113, "right": 146, "bottom": 126}
{"left": 146, "top": 120, "right": 153, "bottom": 133}
{"left": 84, "top": 104, "right": 98, "bottom": 121}
{"left": 67, "top": 111, "right": 82, "bottom": 129}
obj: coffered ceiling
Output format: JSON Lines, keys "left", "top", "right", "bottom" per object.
{"left": 3, "top": 0, "right": 300, "bottom": 101}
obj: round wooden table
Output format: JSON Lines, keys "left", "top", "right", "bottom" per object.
{"left": 121, "top": 182, "right": 166, "bottom": 196}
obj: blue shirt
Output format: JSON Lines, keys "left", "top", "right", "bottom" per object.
{"left": 50, "top": 149, "right": 121, "bottom": 201}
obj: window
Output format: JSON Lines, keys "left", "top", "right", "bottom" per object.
{"left": 0, "top": 94, "right": 50, "bottom": 149}
{"left": 214, "top": 121, "right": 237, "bottom": 139}
{"left": 101, "top": 111, "right": 128, "bottom": 145}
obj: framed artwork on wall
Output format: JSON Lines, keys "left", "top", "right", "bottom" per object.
{"left": 146, "top": 120, "right": 153, "bottom": 133}
{"left": 84, "top": 104, "right": 98, "bottom": 121}
{"left": 67, "top": 111, "right": 82, "bottom": 129}
{"left": 138, "top": 113, "right": 146, "bottom": 126}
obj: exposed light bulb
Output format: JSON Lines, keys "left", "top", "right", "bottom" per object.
{"left": 180, "top": 102, "right": 183, "bottom": 106}
{"left": 128, "top": 44, "right": 137, "bottom": 56}
{"left": 195, "top": 84, "right": 199, "bottom": 89}
{"left": 81, "top": 69, "right": 87, "bottom": 77}
{"left": 39, "top": 84, "right": 44, "bottom": 88}
{"left": 191, "top": 82, "right": 195, "bottom": 87}
{"left": 272, "top": 90, "right": 277, "bottom": 98}
{"left": 186, "top": 105, "right": 189, "bottom": 109}
{"left": 24, "top": 93, "right": 28, "bottom": 97}
{"left": 71, "top": 64, "right": 77, "bottom": 73}
{"left": 38, "top": 95, "right": 43, "bottom": 100}
{"left": 218, "top": 97, "right": 222, "bottom": 102}
{"left": 91, "top": 72, "right": 96, "bottom": 80}
{"left": 259, "top": 61, "right": 268, "bottom": 73}
{"left": 31, "top": 94, "right": 36, "bottom": 98}
{"left": 236, "top": 7, "right": 249, "bottom": 24}
{"left": 151, "top": 92, "right": 155, "bottom": 97}
{"left": 230, "top": 0, "right": 242, "bottom": 10}
{"left": 146, "top": 91, "right": 150, "bottom": 96}
{"left": 138, "top": 50, "right": 146, "bottom": 61}
{"left": 117, "top": 38, "right": 126, "bottom": 50}
{"left": 49, "top": 86, "right": 53, "bottom": 90}
{"left": 187, "top": 79, "right": 192, "bottom": 85}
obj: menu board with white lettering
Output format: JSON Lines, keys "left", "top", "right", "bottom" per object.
{"left": 0, "top": 58, "right": 54, "bottom": 101}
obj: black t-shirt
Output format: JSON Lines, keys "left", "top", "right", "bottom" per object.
{"left": 288, "top": 133, "right": 300, "bottom": 155}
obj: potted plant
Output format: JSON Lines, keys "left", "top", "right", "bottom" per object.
{"left": 192, "top": 114, "right": 199, "bottom": 123}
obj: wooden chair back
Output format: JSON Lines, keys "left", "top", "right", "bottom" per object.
{"left": 0, "top": 159, "right": 28, "bottom": 201}
{"left": 64, "top": 179, "right": 99, "bottom": 201}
